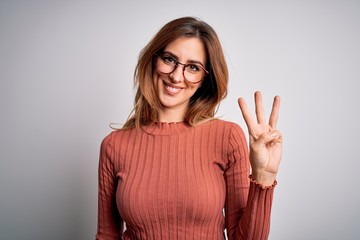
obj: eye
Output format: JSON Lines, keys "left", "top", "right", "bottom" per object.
{"left": 186, "top": 64, "right": 201, "bottom": 73}
{"left": 161, "top": 54, "right": 176, "bottom": 64}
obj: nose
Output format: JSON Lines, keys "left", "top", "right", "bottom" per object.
{"left": 169, "top": 64, "right": 185, "bottom": 83}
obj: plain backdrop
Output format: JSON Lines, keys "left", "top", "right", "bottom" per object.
{"left": 1, "top": 0, "right": 359, "bottom": 239}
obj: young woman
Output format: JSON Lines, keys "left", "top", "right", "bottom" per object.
{"left": 96, "top": 17, "right": 282, "bottom": 240}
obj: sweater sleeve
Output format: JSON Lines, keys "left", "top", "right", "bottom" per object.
{"left": 96, "top": 132, "right": 124, "bottom": 240}
{"left": 224, "top": 123, "right": 276, "bottom": 240}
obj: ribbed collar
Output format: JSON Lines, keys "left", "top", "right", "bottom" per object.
{"left": 142, "top": 121, "right": 193, "bottom": 136}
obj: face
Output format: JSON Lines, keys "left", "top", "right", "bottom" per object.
{"left": 155, "top": 37, "right": 207, "bottom": 121}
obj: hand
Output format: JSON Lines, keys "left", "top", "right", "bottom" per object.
{"left": 238, "top": 91, "right": 283, "bottom": 186}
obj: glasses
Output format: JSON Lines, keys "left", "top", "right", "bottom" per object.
{"left": 155, "top": 52, "right": 209, "bottom": 84}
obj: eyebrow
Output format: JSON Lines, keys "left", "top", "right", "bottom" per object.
{"left": 163, "top": 51, "right": 206, "bottom": 67}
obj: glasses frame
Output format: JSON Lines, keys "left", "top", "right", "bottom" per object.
{"left": 154, "top": 52, "right": 209, "bottom": 84}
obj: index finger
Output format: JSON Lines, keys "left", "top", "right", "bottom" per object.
{"left": 238, "top": 97, "right": 256, "bottom": 131}
{"left": 255, "top": 91, "right": 266, "bottom": 124}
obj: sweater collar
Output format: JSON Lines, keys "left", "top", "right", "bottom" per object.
{"left": 142, "top": 121, "right": 192, "bottom": 136}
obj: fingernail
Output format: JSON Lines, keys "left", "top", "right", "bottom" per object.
{"left": 271, "top": 133, "right": 277, "bottom": 138}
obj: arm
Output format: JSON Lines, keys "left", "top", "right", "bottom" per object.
{"left": 224, "top": 124, "right": 276, "bottom": 240}
{"left": 226, "top": 91, "right": 283, "bottom": 239}
{"left": 96, "top": 133, "right": 124, "bottom": 240}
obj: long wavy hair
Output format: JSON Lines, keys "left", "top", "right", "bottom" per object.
{"left": 123, "top": 17, "right": 228, "bottom": 129}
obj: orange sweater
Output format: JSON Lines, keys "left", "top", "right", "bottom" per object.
{"left": 96, "top": 119, "right": 276, "bottom": 240}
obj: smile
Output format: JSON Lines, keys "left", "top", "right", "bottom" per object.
{"left": 163, "top": 80, "right": 183, "bottom": 94}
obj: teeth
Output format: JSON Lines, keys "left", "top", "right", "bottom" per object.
{"left": 166, "top": 85, "right": 181, "bottom": 94}
{"left": 163, "top": 80, "right": 182, "bottom": 94}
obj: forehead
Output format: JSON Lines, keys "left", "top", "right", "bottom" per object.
{"left": 164, "top": 37, "right": 206, "bottom": 63}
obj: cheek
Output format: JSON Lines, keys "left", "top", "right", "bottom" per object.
{"left": 187, "top": 86, "right": 200, "bottom": 101}
{"left": 153, "top": 72, "right": 162, "bottom": 89}
{"left": 190, "top": 83, "right": 201, "bottom": 93}
{"left": 154, "top": 71, "right": 167, "bottom": 85}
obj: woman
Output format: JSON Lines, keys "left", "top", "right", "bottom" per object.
{"left": 96, "top": 17, "right": 282, "bottom": 240}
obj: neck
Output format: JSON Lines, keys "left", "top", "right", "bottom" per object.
{"left": 158, "top": 107, "right": 186, "bottom": 123}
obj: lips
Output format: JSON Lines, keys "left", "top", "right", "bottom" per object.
{"left": 163, "top": 80, "right": 183, "bottom": 95}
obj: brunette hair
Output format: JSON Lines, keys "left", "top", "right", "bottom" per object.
{"left": 123, "top": 16, "right": 228, "bottom": 129}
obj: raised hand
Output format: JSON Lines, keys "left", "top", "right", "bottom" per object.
{"left": 238, "top": 91, "right": 283, "bottom": 186}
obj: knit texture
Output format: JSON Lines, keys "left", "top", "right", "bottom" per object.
{"left": 96, "top": 119, "right": 275, "bottom": 240}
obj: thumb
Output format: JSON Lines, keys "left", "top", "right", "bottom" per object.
{"left": 256, "top": 130, "right": 281, "bottom": 146}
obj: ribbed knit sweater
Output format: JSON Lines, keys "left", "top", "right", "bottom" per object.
{"left": 96, "top": 119, "right": 276, "bottom": 240}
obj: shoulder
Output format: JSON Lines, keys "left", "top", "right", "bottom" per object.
{"left": 199, "top": 118, "right": 245, "bottom": 134}
{"left": 100, "top": 127, "right": 138, "bottom": 148}
{"left": 210, "top": 119, "right": 247, "bottom": 144}
{"left": 195, "top": 119, "right": 247, "bottom": 146}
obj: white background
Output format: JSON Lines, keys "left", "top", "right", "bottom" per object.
{"left": 1, "top": 0, "right": 359, "bottom": 239}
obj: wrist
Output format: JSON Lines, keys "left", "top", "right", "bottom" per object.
{"left": 251, "top": 171, "right": 277, "bottom": 187}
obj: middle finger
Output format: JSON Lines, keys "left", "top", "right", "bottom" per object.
{"left": 255, "top": 91, "right": 266, "bottom": 124}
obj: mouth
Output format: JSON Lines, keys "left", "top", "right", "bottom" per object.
{"left": 162, "top": 80, "right": 184, "bottom": 94}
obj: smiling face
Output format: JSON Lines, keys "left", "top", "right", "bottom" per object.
{"left": 155, "top": 37, "right": 207, "bottom": 122}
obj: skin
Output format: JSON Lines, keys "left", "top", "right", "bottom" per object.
{"left": 238, "top": 92, "right": 282, "bottom": 186}
{"left": 155, "top": 37, "right": 283, "bottom": 186}
{"left": 155, "top": 37, "right": 205, "bottom": 122}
